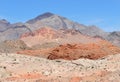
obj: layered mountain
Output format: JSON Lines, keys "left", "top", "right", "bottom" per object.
{"left": 0, "top": 12, "right": 119, "bottom": 47}
{"left": 26, "top": 12, "right": 109, "bottom": 38}
{"left": 26, "top": 12, "right": 120, "bottom": 47}
{"left": 20, "top": 27, "right": 103, "bottom": 47}
{"left": 17, "top": 27, "right": 120, "bottom": 60}
{"left": 0, "top": 22, "right": 31, "bottom": 42}
{"left": 26, "top": 12, "right": 87, "bottom": 31}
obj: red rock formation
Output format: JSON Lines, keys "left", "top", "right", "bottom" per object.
{"left": 20, "top": 27, "right": 64, "bottom": 39}
{"left": 18, "top": 27, "right": 120, "bottom": 60}
{"left": 17, "top": 41, "right": 120, "bottom": 60}
{"left": 20, "top": 27, "right": 103, "bottom": 47}
{"left": 48, "top": 41, "right": 120, "bottom": 60}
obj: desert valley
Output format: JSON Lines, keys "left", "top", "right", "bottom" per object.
{"left": 0, "top": 12, "right": 120, "bottom": 82}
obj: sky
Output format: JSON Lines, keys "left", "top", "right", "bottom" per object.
{"left": 0, "top": 0, "right": 120, "bottom": 32}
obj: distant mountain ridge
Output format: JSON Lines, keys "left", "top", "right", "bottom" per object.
{"left": 0, "top": 12, "right": 120, "bottom": 47}
{"left": 0, "top": 19, "right": 10, "bottom": 32}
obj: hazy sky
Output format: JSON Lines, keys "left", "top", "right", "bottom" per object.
{"left": 0, "top": 0, "right": 119, "bottom": 32}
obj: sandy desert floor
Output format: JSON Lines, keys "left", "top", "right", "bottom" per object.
{"left": 0, "top": 53, "right": 120, "bottom": 82}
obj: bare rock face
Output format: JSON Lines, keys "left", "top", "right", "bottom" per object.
{"left": 17, "top": 41, "right": 120, "bottom": 60}
{"left": 48, "top": 42, "right": 120, "bottom": 60}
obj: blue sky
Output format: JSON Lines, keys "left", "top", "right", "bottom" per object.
{"left": 0, "top": 0, "right": 120, "bottom": 32}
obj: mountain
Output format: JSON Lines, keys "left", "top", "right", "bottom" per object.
{"left": 26, "top": 12, "right": 87, "bottom": 31}
{"left": 27, "top": 12, "right": 55, "bottom": 24}
{"left": 20, "top": 27, "right": 104, "bottom": 47}
{"left": 106, "top": 31, "right": 120, "bottom": 47}
{"left": 17, "top": 26, "right": 120, "bottom": 60}
{"left": 0, "top": 19, "right": 10, "bottom": 32}
{"left": 0, "top": 12, "right": 88, "bottom": 42}
{"left": 0, "top": 12, "right": 119, "bottom": 47}
{"left": 0, "top": 22, "right": 32, "bottom": 42}
{"left": 26, "top": 12, "right": 109, "bottom": 40}
{"left": 80, "top": 25, "right": 109, "bottom": 38}
{"left": 25, "top": 12, "right": 120, "bottom": 47}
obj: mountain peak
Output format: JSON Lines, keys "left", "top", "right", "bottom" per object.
{"left": 42, "top": 12, "right": 54, "bottom": 16}
{"left": 36, "top": 12, "right": 55, "bottom": 19}
{"left": 27, "top": 12, "right": 55, "bottom": 24}
{"left": 0, "top": 19, "right": 10, "bottom": 24}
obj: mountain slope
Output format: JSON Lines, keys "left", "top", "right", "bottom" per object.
{"left": 106, "top": 31, "right": 120, "bottom": 47}
{"left": 0, "top": 19, "right": 10, "bottom": 32}
{"left": 0, "top": 23, "right": 32, "bottom": 42}
{"left": 26, "top": 12, "right": 87, "bottom": 31}
{"left": 80, "top": 25, "right": 109, "bottom": 38}
{"left": 26, "top": 12, "right": 109, "bottom": 42}
{"left": 20, "top": 27, "right": 103, "bottom": 47}
{"left": 17, "top": 27, "right": 120, "bottom": 60}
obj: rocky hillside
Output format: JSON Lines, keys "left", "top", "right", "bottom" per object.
{"left": 20, "top": 27, "right": 102, "bottom": 47}
{"left": 106, "top": 31, "right": 120, "bottom": 47}
{"left": 0, "top": 22, "right": 31, "bottom": 42}
{"left": 17, "top": 41, "right": 120, "bottom": 60}
{"left": 48, "top": 42, "right": 120, "bottom": 60}
{"left": 0, "top": 40, "right": 30, "bottom": 53}
{"left": 18, "top": 27, "right": 120, "bottom": 60}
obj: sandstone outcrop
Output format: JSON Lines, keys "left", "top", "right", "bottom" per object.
{"left": 48, "top": 42, "right": 120, "bottom": 60}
